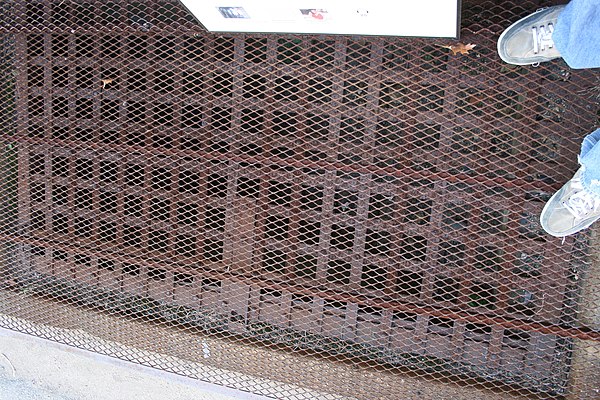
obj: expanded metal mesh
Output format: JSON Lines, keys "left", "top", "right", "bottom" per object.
{"left": 1, "top": 0, "right": 599, "bottom": 398}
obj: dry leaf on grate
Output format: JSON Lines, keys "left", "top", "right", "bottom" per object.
{"left": 101, "top": 78, "right": 114, "bottom": 89}
{"left": 436, "top": 43, "right": 477, "bottom": 55}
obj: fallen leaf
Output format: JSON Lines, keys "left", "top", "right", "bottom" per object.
{"left": 436, "top": 43, "right": 477, "bottom": 55}
{"left": 467, "top": 93, "right": 485, "bottom": 105}
{"left": 101, "top": 78, "right": 114, "bottom": 89}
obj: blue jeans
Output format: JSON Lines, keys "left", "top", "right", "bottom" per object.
{"left": 554, "top": 0, "right": 600, "bottom": 69}
{"left": 554, "top": 0, "right": 600, "bottom": 194}
{"left": 580, "top": 129, "right": 600, "bottom": 196}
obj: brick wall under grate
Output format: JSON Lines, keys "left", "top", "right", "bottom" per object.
{"left": 1, "top": 0, "right": 599, "bottom": 399}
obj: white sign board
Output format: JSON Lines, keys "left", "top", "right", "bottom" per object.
{"left": 180, "top": 1, "right": 461, "bottom": 38}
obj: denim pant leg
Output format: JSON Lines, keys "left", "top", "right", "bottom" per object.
{"left": 580, "top": 128, "right": 600, "bottom": 196}
{"left": 553, "top": 0, "right": 600, "bottom": 69}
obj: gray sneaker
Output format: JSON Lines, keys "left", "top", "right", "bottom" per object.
{"left": 540, "top": 167, "right": 600, "bottom": 237}
{"left": 497, "top": 6, "right": 565, "bottom": 65}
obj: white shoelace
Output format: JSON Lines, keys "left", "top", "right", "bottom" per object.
{"left": 532, "top": 23, "right": 555, "bottom": 54}
{"left": 563, "top": 190, "right": 600, "bottom": 221}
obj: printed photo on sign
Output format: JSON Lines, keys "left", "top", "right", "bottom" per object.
{"left": 218, "top": 7, "right": 250, "bottom": 19}
{"left": 299, "top": 9, "right": 328, "bottom": 21}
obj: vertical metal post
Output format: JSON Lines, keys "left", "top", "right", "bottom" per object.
{"left": 567, "top": 226, "right": 600, "bottom": 399}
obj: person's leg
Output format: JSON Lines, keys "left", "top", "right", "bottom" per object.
{"left": 553, "top": 0, "right": 600, "bottom": 69}
{"left": 579, "top": 128, "right": 600, "bottom": 195}
{"left": 540, "top": 128, "right": 600, "bottom": 237}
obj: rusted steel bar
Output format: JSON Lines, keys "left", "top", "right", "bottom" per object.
{"left": 2, "top": 232, "right": 598, "bottom": 342}
{"left": 12, "top": 134, "right": 561, "bottom": 193}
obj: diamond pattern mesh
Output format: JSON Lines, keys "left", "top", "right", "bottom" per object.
{"left": 0, "top": 0, "right": 599, "bottom": 399}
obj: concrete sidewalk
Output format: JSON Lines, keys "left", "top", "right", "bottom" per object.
{"left": 0, "top": 328, "right": 272, "bottom": 400}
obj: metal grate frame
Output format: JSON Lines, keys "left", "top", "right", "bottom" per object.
{"left": 1, "top": 0, "right": 599, "bottom": 398}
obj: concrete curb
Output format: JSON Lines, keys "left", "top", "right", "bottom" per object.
{"left": 0, "top": 326, "right": 275, "bottom": 400}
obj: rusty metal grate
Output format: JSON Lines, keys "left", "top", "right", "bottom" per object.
{"left": 1, "top": 0, "right": 599, "bottom": 398}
